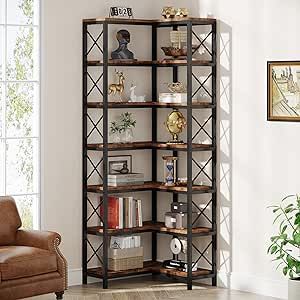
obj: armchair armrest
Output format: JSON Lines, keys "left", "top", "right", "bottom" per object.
{"left": 15, "top": 230, "right": 61, "bottom": 252}
{"left": 15, "top": 230, "right": 68, "bottom": 289}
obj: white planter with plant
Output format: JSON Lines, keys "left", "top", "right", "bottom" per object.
{"left": 110, "top": 112, "right": 136, "bottom": 143}
{"left": 268, "top": 195, "right": 300, "bottom": 300}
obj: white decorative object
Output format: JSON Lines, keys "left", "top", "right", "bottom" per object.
{"left": 129, "top": 84, "right": 146, "bottom": 102}
{"left": 159, "top": 93, "right": 187, "bottom": 104}
{"left": 170, "top": 237, "right": 187, "bottom": 255}
{"left": 199, "top": 0, "right": 213, "bottom": 18}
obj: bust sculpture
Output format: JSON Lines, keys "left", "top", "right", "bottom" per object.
{"left": 111, "top": 29, "right": 135, "bottom": 60}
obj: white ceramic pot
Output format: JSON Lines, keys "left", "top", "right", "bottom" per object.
{"left": 288, "top": 278, "right": 300, "bottom": 300}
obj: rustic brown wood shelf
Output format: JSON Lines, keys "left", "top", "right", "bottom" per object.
{"left": 87, "top": 181, "right": 214, "bottom": 195}
{"left": 87, "top": 261, "right": 213, "bottom": 279}
{"left": 87, "top": 101, "right": 215, "bottom": 109}
{"left": 87, "top": 141, "right": 214, "bottom": 152}
{"left": 87, "top": 60, "right": 214, "bottom": 67}
{"left": 82, "top": 17, "right": 216, "bottom": 26}
{"left": 87, "top": 261, "right": 161, "bottom": 279}
{"left": 87, "top": 221, "right": 215, "bottom": 237}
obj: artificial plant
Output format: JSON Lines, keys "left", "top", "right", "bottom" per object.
{"left": 268, "top": 195, "right": 300, "bottom": 278}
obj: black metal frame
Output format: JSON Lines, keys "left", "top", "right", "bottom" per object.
{"left": 82, "top": 18, "right": 217, "bottom": 290}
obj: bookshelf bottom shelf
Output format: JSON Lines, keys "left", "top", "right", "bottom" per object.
{"left": 87, "top": 261, "right": 213, "bottom": 280}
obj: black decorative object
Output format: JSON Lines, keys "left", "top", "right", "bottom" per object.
{"left": 110, "top": 7, "right": 133, "bottom": 18}
{"left": 111, "top": 30, "right": 135, "bottom": 60}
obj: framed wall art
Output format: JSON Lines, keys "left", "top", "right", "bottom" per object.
{"left": 267, "top": 61, "right": 300, "bottom": 122}
{"left": 108, "top": 155, "right": 132, "bottom": 175}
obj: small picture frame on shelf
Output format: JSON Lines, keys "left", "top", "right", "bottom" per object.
{"left": 108, "top": 155, "right": 132, "bottom": 175}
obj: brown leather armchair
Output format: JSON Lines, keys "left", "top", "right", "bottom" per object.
{"left": 0, "top": 196, "right": 67, "bottom": 299}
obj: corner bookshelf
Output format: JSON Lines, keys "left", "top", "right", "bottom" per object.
{"left": 82, "top": 17, "right": 217, "bottom": 290}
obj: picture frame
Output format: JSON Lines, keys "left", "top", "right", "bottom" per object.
{"left": 108, "top": 155, "right": 132, "bottom": 175}
{"left": 267, "top": 61, "right": 300, "bottom": 122}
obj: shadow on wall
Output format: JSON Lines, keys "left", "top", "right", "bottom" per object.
{"left": 217, "top": 20, "right": 233, "bottom": 289}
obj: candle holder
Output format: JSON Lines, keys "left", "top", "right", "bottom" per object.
{"left": 162, "top": 156, "right": 178, "bottom": 186}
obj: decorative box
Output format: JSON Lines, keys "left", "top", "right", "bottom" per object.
{"left": 108, "top": 247, "right": 143, "bottom": 271}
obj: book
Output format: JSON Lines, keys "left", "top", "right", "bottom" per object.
{"left": 108, "top": 173, "right": 144, "bottom": 187}
{"left": 100, "top": 196, "right": 120, "bottom": 229}
{"left": 137, "top": 199, "right": 143, "bottom": 227}
{"left": 118, "top": 197, "right": 123, "bottom": 229}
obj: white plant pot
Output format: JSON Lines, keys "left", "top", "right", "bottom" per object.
{"left": 288, "top": 278, "right": 300, "bottom": 300}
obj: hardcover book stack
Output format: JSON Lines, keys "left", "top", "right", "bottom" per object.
{"left": 108, "top": 173, "right": 144, "bottom": 186}
{"left": 100, "top": 196, "right": 143, "bottom": 229}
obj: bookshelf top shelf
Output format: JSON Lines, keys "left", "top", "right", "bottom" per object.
{"left": 82, "top": 17, "right": 216, "bottom": 26}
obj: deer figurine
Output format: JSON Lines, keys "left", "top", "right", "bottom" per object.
{"left": 109, "top": 70, "right": 125, "bottom": 101}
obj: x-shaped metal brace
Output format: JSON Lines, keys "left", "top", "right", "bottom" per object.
{"left": 192, "top": 115, "right": 212, "bottom": 142}
{"left": 192, "top": 198, "right": 213, "bottom": 225}
{"left": 87, "top": 239, "right": 103, "bottom": 265}
{"left": 192, "top": 241, "right": 213, "bottom": 269}
{"left": 87, "top": 114, "right": 103, "bottom": 140}
{"left": 87, "top": 72, "right": 103, "bottom": 97}
{"left": 192, "top": 157, "right": 212, "bottom": 184}
{"left": 86, "top": 30, "right": 103, "bottom": 56}
{"left": 87, "top": 197, "right": 103, "bottom": 223}
{"left": 192, "top": 30, "right": 213, "bottom": 57}
{"left": 87, "top": 156, "right": 103, "bottom": 181}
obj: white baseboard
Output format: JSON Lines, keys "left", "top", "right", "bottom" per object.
{"left": 68, "top": 268, "right": 99, "bottom": 286}
{"left": 218, "top": 271, "right": 288, "bottom": 300}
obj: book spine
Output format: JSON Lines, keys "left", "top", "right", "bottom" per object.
{"left": 100, "top": 196, "right": 119, "bottom": 229}
{"left": 119, "top": 197, "right": 123, "bottom": 229}
{"left": 138, "top": 199, "right": 143, "bottom": 227}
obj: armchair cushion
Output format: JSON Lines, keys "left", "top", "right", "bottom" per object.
{"left": 0, "top": 246, "right": 57, "bottom": 281}
{"left": 0, "top": 197, "right": 21, "bottom": 246}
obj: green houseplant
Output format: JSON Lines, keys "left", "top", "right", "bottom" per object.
{"left": 268, "top": 195, "right": 300, "bottom": 300}
{"left": 110, "top": 112, "right": 136, "bottom": 143}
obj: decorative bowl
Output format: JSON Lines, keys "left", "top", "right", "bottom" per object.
{"left": 161, "top": 47, "right": 187, "bottom": 58}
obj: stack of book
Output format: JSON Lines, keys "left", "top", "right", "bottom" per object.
{"left": 100, "top": 196, "right": 143, "bottom": 229}
{"left": 108, "top": 173, "right": 144, "bottom": 187}
{"left": 110, "top": 235, "right": 141, "bottom": 249}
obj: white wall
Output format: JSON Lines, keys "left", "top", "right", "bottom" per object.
{"left": 42, "top": 0, "right": 299, "bottom": 297}
{"left": 198, "top": 0, "right": 300, "bottom": 299}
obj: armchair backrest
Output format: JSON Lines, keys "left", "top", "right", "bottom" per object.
{"left": 0, "top": 196, "right": 22, "bottom": 245}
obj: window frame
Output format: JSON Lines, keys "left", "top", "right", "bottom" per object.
{"left": 0, "top": 0, "right": 41, "bottom": 229}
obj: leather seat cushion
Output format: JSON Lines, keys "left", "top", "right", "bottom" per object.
{"left": 0, "top": 246, "right": 57, "bottom": 281}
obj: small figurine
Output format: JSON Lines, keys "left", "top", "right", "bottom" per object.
{"left": 129, "top": 84, "right": 146, "bottom": 102}
{"left": 162, "top": 7, "right": 176, "bottom": 19}
{"left": 176, "top": 8, "right": 188, "bottom": 18}
{"left": 112, "top": 162, "right": 130, "bottom": 174}
{"left": 109, "top": 70, "right": 125, "bottom": 101}
{"left": 167, "top": 82, "right": 187, "bottom": 93}
{"left": 111, "top": 29, "right": 135, "bottom": 60}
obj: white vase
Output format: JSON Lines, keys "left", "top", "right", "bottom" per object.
{"left": 288, "top": 278, "right": 300, "bottom": 300}
{"left": 120, "top": 128, "right": 134, "bottom": 143}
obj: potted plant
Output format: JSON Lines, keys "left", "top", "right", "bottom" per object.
{"left": 110, "top": 112, "right": 136, "bottom": 143}
{"left": 268, "top": 195, "right": 300, "bottom": 300}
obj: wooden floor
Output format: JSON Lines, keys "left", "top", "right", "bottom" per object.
{"left": 30, "top": 276, "right": 283, "bottom": 300}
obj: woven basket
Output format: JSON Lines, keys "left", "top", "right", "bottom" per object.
{"left": 108, "top": 247, "right": 143, "bottom": 271}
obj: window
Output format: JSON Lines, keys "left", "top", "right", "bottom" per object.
{"left": 0, "top": 0, "right": 40, "bottom": 229}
